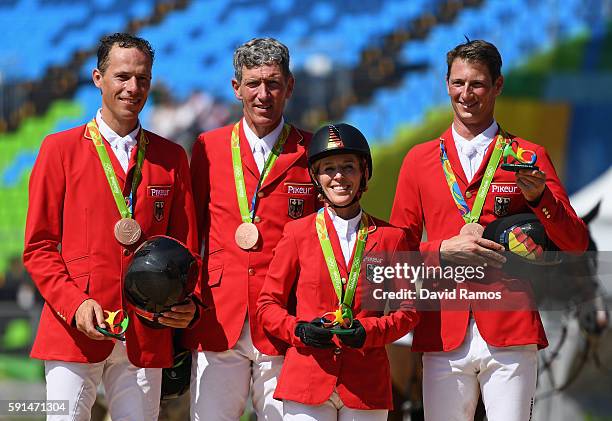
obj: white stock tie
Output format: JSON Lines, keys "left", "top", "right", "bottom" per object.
{"left": 116, "top": 138, "right": 130, "bottom": 173}
{"left": 463, "top": 142, "right": 479, "bottom": 181}
{"left": 463, "top": 142, "right": 478, "bottom": 160}
{"left": 253, "top": 141, "right": 266, "bottom": 173}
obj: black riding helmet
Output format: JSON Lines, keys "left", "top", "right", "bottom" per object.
{"left": 483, "top": 213, "right": 562, "bottom": 279}
{"left": 307, "top": 123, "right": 372, "bottom": 208}
{"left": 124, "top": 235, "right": 199, "bottom": 329}
{"left": 483, "top": 213, "right": 570, "bottom": 306}
{"left": 308, "top": 123, "right": 372, "bottom": 177}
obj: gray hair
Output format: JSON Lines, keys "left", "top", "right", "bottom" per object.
{"left": 233, "top": 38, "right": 292, "bottom": 82}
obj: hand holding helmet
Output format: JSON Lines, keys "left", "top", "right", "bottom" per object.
{"left": 124, "top": 235, "right": 200, "bottom": 329}
{"left": 157, "top": 298, "right": 197, "bottom": 328}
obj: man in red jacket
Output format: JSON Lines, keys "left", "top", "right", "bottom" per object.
{"left": 23, "top": 33, "right": 198, "bottom": 421}
{"left": 185, "top": 38, "right": 318, "bottom": 420}
{"left": 390, "top": 40, "right": 588, "bottom": 421}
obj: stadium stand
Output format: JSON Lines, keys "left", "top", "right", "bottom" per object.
{"left": 0, "top": 0, "right": 164, "bottom": 81}
{"left": 344, "top": 0, "right": 594, "bottom": 141}
{"left": 133, "top": 0, "right": 444, "bottom": 101}
{"left": 0, "top": 0, "right": 188, "bottom": 132}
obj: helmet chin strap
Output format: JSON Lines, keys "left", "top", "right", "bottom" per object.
{"left": 325, "top": 190, "right": 363, "bottom": 209}
{"left": 311, "top": 175, "right": 366, "bottom": 209}
{"left": 309, "top": 159, "right": 369, "bottom": 211}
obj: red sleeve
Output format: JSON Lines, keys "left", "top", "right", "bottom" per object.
{"left": 527, "top": 146, "right": 588, "bottom": 252}
{"left": 167, "top": 146, "right": 201, "bottom": 310}
{"left": 23, "top": 136, "right": 89, "bottom": 326}
{"left": 189, "top": 134, "right": 212, "bottom": 308}
{"left": 168, "top": 146, "right": 198, "bottom": 254}
{"left": 189, "top": 135, "right": 211, "bottom": 254}
{"left": 256, "top": 224, "right": 301, "bottom": 347}
{"left": 360, "top": 231, "right": 419, "bottom": 348}
{"left": 390, "top": 150, "right": 442, "bottom": 266}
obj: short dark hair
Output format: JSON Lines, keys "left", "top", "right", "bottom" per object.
{"left": 446, "top": 39, "right": 502, "bottom": 82}
{"left": 97, "top": 33, "right": 155, "bottom": 74}
{"left": 233, "top": 37, "right": 291, "bottom": 83}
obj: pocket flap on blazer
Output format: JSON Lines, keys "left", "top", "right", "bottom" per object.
{"left": 65, "top": 255, "right": 89, "bottom": 278}
{"left": 207, "top": 249, "right": 223, "bottom": 287}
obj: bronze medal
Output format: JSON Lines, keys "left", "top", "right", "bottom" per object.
{"left": 114, "top": 218, "right": 142, "bottom": 245}
{"left": 235, "top": 222, "right": 259, "bottom": 250}
{"left": 460, "top": 222, "right": 484, "bottom": 238}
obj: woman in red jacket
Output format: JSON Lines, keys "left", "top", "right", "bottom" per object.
{"left": 257, "top": 123, "right": 419, "bottom": 420}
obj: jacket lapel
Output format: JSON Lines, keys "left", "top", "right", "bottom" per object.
{"left": 261, "top": 125, "right": 305, "bottom": 190}
{"left": 125, "top": 128, "right": 144, "bottom": 181}
{"left": 363, "top": 214, "right": 379, "bottom": 256}
{"left": 82, "top": 125, "right": 127, "bottom": 184}
{"left": 466, "top": 128, "right": 499, "bottom": 190}
{"left": 324, "top": 211, "right": 380, "bottom": 273}
{"left": 238, "top": 121, "right": 261, "bottom": 180}
{"left": 323, "top": 209, "right": 349, "bottom": 276}
{"left": 440, "top": 126, "right": 468, "bottom": 187}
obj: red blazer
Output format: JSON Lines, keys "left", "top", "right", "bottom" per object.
{"left": 23, "top": 124, "right": 198, "bottom": 368}
{"left": 257, "top": 211, "right": 419, "bottom": 410}
{"left": 390, "top": 126, "right": 589, "bottom": 352}
{"left": 182, "top": 121, "right": 318, "bottom": 355}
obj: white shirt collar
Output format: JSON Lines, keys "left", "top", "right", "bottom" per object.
{"left": 242, "top": 117, "right": 285, "bottom": 156}
{"left": 452, "top": 120, "right": 498, "bottom": 154}
{"left": 95, "top": 109, "right": 140, "bottom": 150}
{"left": 326, "top": 206, "right": 363, "bottom": 230}
{"left": 326, "top": 207, "right": 363, "bottom": 265}
{"left": 452, "top": 120, "right": 498, "bottom": 182}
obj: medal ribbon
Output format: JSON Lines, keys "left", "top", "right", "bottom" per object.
{"left": 439, "top": 130, "right": 508, "bottom": 224}
{"left": 315, "top": 208, "right": 369, "bottom": 322}
{"left": 87, "top": 119, "right": 147, "bottom": 219}
{"left": 231, "top": 122, "right": 291, "bottom": 223}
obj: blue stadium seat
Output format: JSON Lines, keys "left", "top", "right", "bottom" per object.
{"left": 0, "top": 0, "right": 168, "bottom": 81}
{"left": 0, "top": 0, "right": 599, "bottom": 144}
{"left": 351, "top": 0, "right": 592, "bottom": 141}
{"left": 116, "top": 0, "right": 442, "bottom": 102}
